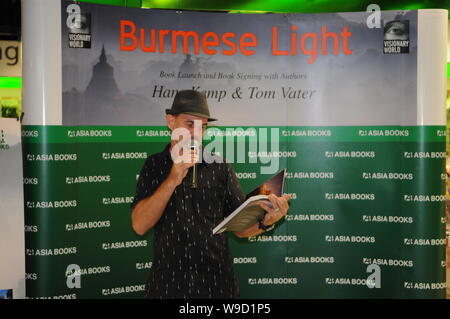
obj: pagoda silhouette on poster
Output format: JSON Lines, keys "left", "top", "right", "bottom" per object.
{"left": 85, "top": 45, "right": 121, "bottom": 101}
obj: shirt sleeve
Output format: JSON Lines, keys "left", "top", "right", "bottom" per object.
{"left": 130, "top": 156, "right": 158, "bottom": 212}
{"left": 223, "top": 162, "right": 246, "bottom": 216}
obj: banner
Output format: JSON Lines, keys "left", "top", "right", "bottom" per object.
{"left": 22, "top": 1, "right": 447, "bottom": 298}
{"left": 0, "top": 41, "right": 21, "bottom": 78}
{"left": 0, "top": 117, "right": 25, "bottom": 299}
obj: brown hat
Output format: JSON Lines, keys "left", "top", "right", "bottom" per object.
{"left": 165, "top": 89, "right": 217, "bottom": 122}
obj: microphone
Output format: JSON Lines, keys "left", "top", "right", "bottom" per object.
{"left": 190, "top": 140, "right": 199, "bottom": 188}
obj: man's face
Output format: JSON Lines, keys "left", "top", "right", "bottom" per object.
{"left": 166, "top": 113, "right": 208, "bottom": 142}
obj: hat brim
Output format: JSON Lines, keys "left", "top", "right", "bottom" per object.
{"left": 165, "top": 109, "right": 217, "bottom": 122}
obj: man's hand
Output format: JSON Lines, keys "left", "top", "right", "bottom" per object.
{"left": 259, "top": 194, "right": 292, "bottom": 226}
{"left": 233, "top": 193, "right": 292, "bottom": 238}
{"left": 168, "top": 148, "right": 198, "bottom": 186}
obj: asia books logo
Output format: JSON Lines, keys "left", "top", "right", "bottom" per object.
{"left": 383, "top": 20, "right": 409, "bottom": 54}
{"left": 66, "top": 4, "right": 92, "bottom": 49}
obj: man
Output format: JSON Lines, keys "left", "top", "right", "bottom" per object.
{"left": 131, "top": 89, "right": 291, "bottom": 299}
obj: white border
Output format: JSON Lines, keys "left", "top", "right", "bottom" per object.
{"left": 417, "top": 9, "right": 448, "bottom": 126}
{"left": 22, "top": 0, "right": 62, "bottom": 125}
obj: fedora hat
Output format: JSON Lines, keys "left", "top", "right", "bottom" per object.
{"left": 165, "top": 89, "right": 217, "bottom": 122}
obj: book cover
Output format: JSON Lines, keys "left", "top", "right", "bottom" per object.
{"left": 213, "top": 169, "right": 286, "bottom": 234}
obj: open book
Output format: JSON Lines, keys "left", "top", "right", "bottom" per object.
{"left": 212, "top": 169, "right": 286, "bottom": 234}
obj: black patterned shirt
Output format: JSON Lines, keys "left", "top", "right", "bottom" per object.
{"left": 131, "top": 144, "right": 245, "bottom": 299}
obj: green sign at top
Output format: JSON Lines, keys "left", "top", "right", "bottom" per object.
{"left": 0, "top": 77, "right": 21, "bottom": 89}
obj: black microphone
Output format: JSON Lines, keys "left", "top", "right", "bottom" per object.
{"left": 190, "top": 140, "right": 198, "bottom": 188}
